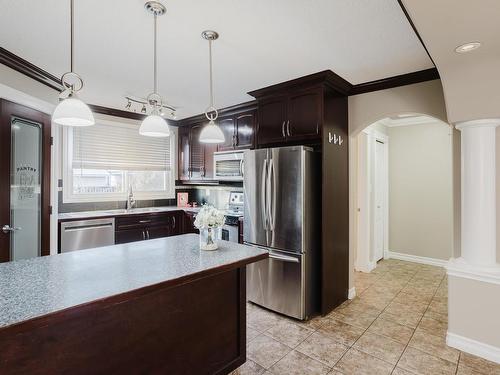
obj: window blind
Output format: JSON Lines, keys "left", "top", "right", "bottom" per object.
{"left": 72, "top": 122, "right": 171, "bottom": 171}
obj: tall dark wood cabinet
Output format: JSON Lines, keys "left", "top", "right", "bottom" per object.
{"left": 248, "top": 70, "right": 351, "bottom": 315}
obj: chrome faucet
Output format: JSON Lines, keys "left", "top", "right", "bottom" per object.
{"left": 126, "top": 185, "right": 136, "bottom": 210}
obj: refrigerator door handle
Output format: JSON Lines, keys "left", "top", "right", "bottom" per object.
{"left": 269, "top": 252, "right": 300, "bottom": 263}
{"left": 261, "top": 159, "right": 268, "bottom": 230}
{"left": 267, "top": 159, "right": 276, "bottom": 231}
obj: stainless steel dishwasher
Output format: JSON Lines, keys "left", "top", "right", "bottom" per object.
{"left": 60, "top": 218, "right": 115, "bottom": 253}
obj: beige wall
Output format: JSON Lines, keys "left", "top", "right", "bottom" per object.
{"left": 388, "top": 122, "right": 453, "bottom": 260}
{"left": 348, "top": 79, "right": 450, "bottom": 290}
{"left": 349, "top": 80, "right": 448, "bottom": 136}
{"left": 448, "top": 275, "right": 500, "bottom": 350}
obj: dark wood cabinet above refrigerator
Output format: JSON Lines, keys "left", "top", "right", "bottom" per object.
{"left": 248, "top": 70, "right": 351, "bottom": 149}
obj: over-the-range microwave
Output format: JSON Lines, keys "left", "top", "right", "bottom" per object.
{"left": 213, "top": 150, "right": 244, "bottom": 181}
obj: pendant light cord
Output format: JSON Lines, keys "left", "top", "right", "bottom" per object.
{"left": 208, "top": 39, "right": 214, "bottom": 108}
{"left": 153, "top": 14, "right": 158, "bottom": 94}
{"left": 70, "top": 0, "right": 74, "bottom": 73}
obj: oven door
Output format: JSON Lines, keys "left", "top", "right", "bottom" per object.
{"left": 221, "top": 224, "right": 239, "bottom": 243}
{"left": 247, "top": 248, "right": 305, "bottom": 319}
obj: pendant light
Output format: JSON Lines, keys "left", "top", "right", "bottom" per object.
{"left": 139, "top": 1, "right": 170, "bottom": 138}
{"left": 199, "top": 30, "right": 225, "bottom": 143}
{"left": 52, "top": 0, "right": 95, "bottom": 127}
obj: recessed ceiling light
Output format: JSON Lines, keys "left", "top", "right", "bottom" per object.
{"left": 455, "top": 42, "right": 481, "bottom": 53}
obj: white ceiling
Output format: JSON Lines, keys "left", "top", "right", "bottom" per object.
{"left": 0, "top": 0, "right": 433, "bottom": 119}
{"left": 378, "top": 114, "right": 446, "bottom": 127}
{"left": 402, "top": 0, "right": 500, "bottom": 123}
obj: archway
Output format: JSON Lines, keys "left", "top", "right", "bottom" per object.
{"left": 349, "top": 112, "right": 460, "bottom": 298}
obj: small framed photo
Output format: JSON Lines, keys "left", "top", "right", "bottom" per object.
{"left": 177, "top": 192, "right": 189, "bottom": 207}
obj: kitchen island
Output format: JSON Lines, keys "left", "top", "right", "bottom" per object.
{"left": 0, "top": 234, "right": 267, "bottom": 374}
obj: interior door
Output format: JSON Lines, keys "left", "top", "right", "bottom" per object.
{"left": 0, "top": 100, "right": 51, "bottom": 262}
{"left": 374, "top": 139, "right": 386, "bottom": 261}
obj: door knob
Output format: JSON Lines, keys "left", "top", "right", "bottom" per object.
{"left": 2, "top": 225, "right": 21, "bottom": 234}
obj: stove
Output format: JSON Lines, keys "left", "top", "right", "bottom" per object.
{"left": 222, "top": 192, "right": 244, "bottom": 242}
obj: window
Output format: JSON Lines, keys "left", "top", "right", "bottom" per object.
{"left": 63, "top": 120, "right": 176, "bottom": 202}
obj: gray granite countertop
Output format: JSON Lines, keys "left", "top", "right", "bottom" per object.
{"left": 58, "top": 206, "right": 201, "bottom": 220}
{"left": 0, "top": 234, "right": 267, "bottom": 329}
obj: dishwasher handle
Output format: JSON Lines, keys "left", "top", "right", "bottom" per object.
{"left": 63, "top": 223, "right": 114, "bottom": 232}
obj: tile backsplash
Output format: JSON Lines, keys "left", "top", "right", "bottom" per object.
{"left": 58, "top": 185, "right": 243, "bottom": 213}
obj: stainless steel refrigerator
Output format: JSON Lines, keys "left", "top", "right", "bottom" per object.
{"left": 243, "top": 146, "right": 320, "bottom": 320}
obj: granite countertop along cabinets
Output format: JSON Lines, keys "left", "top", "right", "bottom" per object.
{"left": 0, "top": 234, "right": 267, "bottom": 328}
{"left": 58, "top": 206, "right": 201, "bottom": 221}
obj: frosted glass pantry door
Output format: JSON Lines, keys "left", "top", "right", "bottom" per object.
{"left": 10, "top": 117, "right": 42, "bottom": 260}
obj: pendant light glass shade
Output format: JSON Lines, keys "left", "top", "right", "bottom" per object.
{"left": 199, "top": 120, "right": 225, "bottom": 143}
{"left": 53, "top": 97, "right": 95, "bottom": 127}
{"left": 139, "top": 114, "right": 170, "bottom": 137}
{"left": 200, "top": 30, "right": 224, "bottom": 144}
{"left": 52, "top": 0, "right": 94, "bottom": 127}
{"left": 140, "top": 2, "right": 170, "bottom": 138}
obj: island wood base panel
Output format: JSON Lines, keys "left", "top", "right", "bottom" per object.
{"left": 0, "top": 268, "right": 246, "bottom": 375}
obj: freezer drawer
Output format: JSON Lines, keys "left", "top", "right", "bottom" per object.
{"left": 247, "top": 249, "right": 306, "bottom": 320}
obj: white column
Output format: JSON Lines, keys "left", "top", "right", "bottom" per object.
{"left": 455, "top": 119, "right": 500, "bottom": 272}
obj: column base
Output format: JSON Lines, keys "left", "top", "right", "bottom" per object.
{"left": 447, "top": 257, "right": 500, "bottom": 285}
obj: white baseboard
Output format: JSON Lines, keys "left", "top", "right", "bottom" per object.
{"left": 386, "top": 251, "right": 447, "bottom": 268}
{"left": 348, "top": 287, "right": 356, "bottom": 300}
{"left": 447, "top": 332, "right": 500, "bottom": 365}
{"left": 354, "top": 261, "right": 377, "bottom": 273}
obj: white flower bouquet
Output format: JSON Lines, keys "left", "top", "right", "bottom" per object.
{"left": 194, "top": 204, "right": 225, "bottom": 229}
{"left": 194, "top": 205, "right": 225, "bottom": 251}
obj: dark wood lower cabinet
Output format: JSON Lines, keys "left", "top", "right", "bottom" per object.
{"left": 183, "top": 211, "right": 199, "bottom": 234}
{"left": 0, "top": 267, "right": 248, "bottom": 375}
{"left": 115, "top": 227, "right": 146, "bottom": 244}
{"left": 114, "top": 211, "right": 183, "bottom": 244}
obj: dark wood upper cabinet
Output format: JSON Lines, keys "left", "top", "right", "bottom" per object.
{"left": 217, "top": 117, "right": 236, "bottom": 152}
{"left": 257, "top": 97, "right": 288, "bottom": 146}
{"left": 234, "top": 110, "right": 256, "bottom": 150}
{"left": 189, "top": 124, "right": 205, "bottom": 179}
{"left": 178, "top": 127, "right": 190, "bottom": 181}
{"left": 256, "top": 89, "right": 322, "bottom": 147}
{"left": 177, "top": 102, "right": 256, "bottom": 183}
{"left": 287, "top": 88, "right": 322, "bottom": 142}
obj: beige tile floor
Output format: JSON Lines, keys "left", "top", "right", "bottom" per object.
{"left": 232, "top": 259, "right": 500, "bottom": 375}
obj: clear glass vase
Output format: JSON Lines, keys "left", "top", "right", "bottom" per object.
{"left": 199, "top": 227, "right": 220, "bottom": 251}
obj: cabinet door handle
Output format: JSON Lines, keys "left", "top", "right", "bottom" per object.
{"left": 281, "top": 121, "right": 286, "bottom": 138}
{"left": 142, "top": 230, "right": 146, "bottom": 240}
{"left": 286, "top": 120, "right": 291, "bottom": 137}
{"left": 146, "top": 230, "right": 150, "bottom": 239}
{"left": 139, "top": 220, "right": 151, "bottom": 224}
{"left": 172, "top": 216, "right": 176, "bottom": 228}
